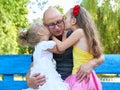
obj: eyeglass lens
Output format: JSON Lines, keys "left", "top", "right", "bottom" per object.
{"left": 47, "top": 19, "right": 64, "bottom": 29}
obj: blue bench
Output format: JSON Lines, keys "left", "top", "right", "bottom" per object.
{"left": 0, "top": 54, "right": 120, "bottom": 90}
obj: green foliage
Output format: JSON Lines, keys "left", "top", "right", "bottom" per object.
{"left": 0, "top": 0, "right": 29, "bottom": 54}
{"left": 81, "top": 0, "right": 120, "bottom": 54}
{"left": 0, "top": 0, "right": 119, "bottom": 54}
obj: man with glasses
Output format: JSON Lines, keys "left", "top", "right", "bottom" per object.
{"left": 26, "top": 7, "right": 104, "bottom": 89}
{"left": 45, "top": 18, "right": 64, "bottom": 30}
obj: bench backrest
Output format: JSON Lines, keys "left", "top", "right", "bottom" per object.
{"left": 0, "top": 54, "right": 120, "bottom": 90}
{"left": 94, "top": 54, "right": 120, "bottom": 90}
{"left": 0, "top": 54, "right": 32, "bottom": 90}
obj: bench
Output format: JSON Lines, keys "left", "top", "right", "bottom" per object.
{"left": 0, "top": 54, "right": 120, "bottom": 90}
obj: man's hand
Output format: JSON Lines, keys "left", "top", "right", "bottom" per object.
{"left": 76, "top": 61, "right": 95, "bottom": 83}
{"left": 76, "top": 54, "right": 104, "bottom": 83}
{"left": 27, "top": 73, "right": 46, "bottom": 89}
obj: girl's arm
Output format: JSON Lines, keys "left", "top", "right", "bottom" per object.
{"left": 52, "top": 29, "right": 83, "bottom": 52}
{"left": 48, "top": 46, "right": 65, "bottom": 54}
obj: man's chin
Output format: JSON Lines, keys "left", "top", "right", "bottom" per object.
{"left": 55, "top": 32, "right": 63, "bottom": 36}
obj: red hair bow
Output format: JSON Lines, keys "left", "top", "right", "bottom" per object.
{"left": 73, "top": 5, "right": 80, "bottom": 16}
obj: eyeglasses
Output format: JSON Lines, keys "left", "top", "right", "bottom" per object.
{"left": 46, "top": 19, "right": 64, "bottom": 29}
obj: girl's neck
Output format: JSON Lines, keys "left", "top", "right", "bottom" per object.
{"left": 71, "top": 26, "right": 79, "bottom": 31}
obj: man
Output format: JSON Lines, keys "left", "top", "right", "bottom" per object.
{"left": 26, "top": 7, "right": 104, "bottom": 89}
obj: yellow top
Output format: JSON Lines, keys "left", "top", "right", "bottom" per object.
{"left": 72, "top": 45, "right": 93, "bottom": 74}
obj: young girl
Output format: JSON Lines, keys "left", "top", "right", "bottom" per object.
{"left": 52, "top": 5, "right": 102, "bottom": 90}
{"left": 18, "top": 22, "right": 69, "bottom": 90}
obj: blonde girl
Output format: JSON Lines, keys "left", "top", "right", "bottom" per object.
{"left": 18, "top": 22, "right": 69, "bottom": 90}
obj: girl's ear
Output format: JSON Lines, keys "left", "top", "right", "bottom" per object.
{"left": 37, "top": 30, "right": 44, "bottom": 36}
{"left": 71, "top": 17, "right": 77, "bottom": 25}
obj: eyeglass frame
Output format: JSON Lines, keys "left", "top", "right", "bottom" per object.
{"left": 45, "top": 18, "right": 65, "bottom": 30}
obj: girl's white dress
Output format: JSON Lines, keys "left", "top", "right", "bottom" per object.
{"left": 23, "top": 41, "right": 69, "bottom": 90}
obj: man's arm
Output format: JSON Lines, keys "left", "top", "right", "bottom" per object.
{"left": 76, "top": 54, "right": 104, "bottom": 82}
{"left": 26, "top": 63, "right": 46, "bottom": 89}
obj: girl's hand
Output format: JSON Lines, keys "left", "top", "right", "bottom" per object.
{"left": 51, "top": 35, "right": 55, "bottom": 40}
{"left": 62, "top": 31, "right": 67, "bottom": 41}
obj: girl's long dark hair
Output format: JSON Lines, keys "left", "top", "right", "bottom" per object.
{"left": 71, "top": 7, "right": 102, "bottom": 58}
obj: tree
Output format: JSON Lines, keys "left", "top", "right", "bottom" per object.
{"left": 81, "top": 0, "right": 120, "bottom": 54}
{"left": 0, "top": 0, "right": 29, "bottom": 54}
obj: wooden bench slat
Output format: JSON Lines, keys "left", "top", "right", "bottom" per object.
{"left": 102, "top": 82, "right": 120, "bottom": 90}
{"left": 0, "top": 55, "right": 32, "bottom": 74}
{"left": 0, "top": 81, "right": 28, "bottom": 90}
{"left": 3, "top": 75, "right": 13, "bottom": 81}
{"left": 94, "top": 54, "right": 120, "bottom": 74}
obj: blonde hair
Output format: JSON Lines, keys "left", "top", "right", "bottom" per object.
{"left": 70, "top": 7, "right": 102, "bottom": 58}
{"left": 18, "top": 22, "right": 46, "bottom": 47}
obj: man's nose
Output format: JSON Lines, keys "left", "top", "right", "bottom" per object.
{"left": 54, "top": 25, "right": 59, "bottom": 29}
